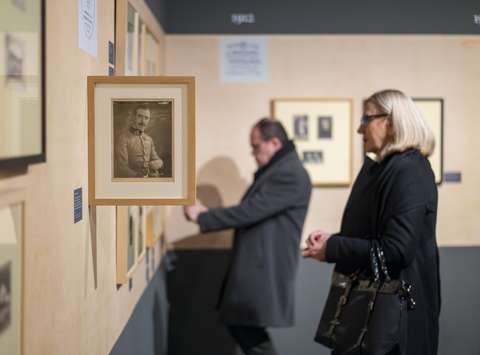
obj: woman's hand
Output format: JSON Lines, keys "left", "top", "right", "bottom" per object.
{"left": 302, "top": 230, "right": 331, "bottom": 262}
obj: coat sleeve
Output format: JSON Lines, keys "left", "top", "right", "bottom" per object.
{"left": 326, "top": 160, "right": 434, "bottom": 274}
{"left": 198, "top": 168, "right": 309, "bottom": 233}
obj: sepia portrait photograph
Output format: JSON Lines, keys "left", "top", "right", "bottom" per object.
{"left": 318, "top": 116, "right": 333, "bottom": 139}
{"left": 5, "top": 33, "right": 25, "bottom": 82}
{"left": 293, "top": 114, "right": 309, "bottom": 140}
{"left": 112, "top": 99, "right": 173, "bottom": 181}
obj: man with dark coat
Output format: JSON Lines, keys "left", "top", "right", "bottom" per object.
{"left": 184, "top": 118, "right": 312, "bottom": 355}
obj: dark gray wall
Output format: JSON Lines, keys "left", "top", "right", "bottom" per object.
{"left": 163, "top": 0, "right": 480, "bottom": 34}
{"left": 145, "top": 0, "right": 167, "bottom": 30}
{"left": 109, "top": 260, "right": 169, "bottom": 355}
{"left": 167, "top": 247, "right": 480, "bottom": 355}
{"left": 111, "top": 247, "right": 480, "bottom": 355}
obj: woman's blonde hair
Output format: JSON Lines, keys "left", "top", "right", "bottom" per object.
{"left": 365, "top": 89, "right": 435, "bottom": 160}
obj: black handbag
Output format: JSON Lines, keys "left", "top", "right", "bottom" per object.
{"left": 314, "top": 243, "right": 415, "bottom": 355}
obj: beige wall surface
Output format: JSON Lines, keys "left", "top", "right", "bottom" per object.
{"left": 164, "top": 35, "right": 480, "bottom": 247}
{"left": 0, "top": 1, "right": 166, "bottom": 354}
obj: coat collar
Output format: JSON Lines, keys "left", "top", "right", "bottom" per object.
{"left": 253, "top": 140, "right": 296, "bottom": 181}
{"left": 241, "top": 141, "right": 297, "bottom": 201}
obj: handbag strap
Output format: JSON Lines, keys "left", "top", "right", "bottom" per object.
{"left": 375, "top": 245, "right": 391, "bottom": 282}
{"left": 373, "top": 243, "right": 416, "bottom": 310}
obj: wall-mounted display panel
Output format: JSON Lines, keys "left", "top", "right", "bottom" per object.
{"left": 115, "top": 0, "right": 163, "bottom": 76}
{"left": 271, "top": 98, "right": 353, "bottom": 187}
{"left": 0, "top": 201, "right": 23, "bottom": 355}
{"left": 88, "top": 76, "right": 196, "bottom": 205}
{"left": 0, "top": 0, "right": 45, "bottom": 169}
{"left": 413, "top": 98, "right": 443, "bottom": 184}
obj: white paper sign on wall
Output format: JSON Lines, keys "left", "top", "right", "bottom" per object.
{"left": 220, "top": 37, "right": 268, "bottom": 83}
{"left": 79, "top": 0, "right": 97, "bottom": 57}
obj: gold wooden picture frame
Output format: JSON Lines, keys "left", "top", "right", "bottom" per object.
{"left": 271, "top": 98, "right": 353, "bottom": 187}
{"left": 0, "top": 199, "right": 24, "bottom": 355}
{"left": 88, "top": 76, "right": 196, "bottom": 205}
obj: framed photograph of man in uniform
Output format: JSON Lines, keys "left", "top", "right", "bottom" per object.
{"left": 88, "top": 76, "right": 196, "bottom": 205}
{"left": 271, "top": 98, "right": 353, "bottom": 187}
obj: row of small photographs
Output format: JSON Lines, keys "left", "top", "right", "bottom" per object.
{"left": 293, "top": 115, "right": 333, "bottom": 140}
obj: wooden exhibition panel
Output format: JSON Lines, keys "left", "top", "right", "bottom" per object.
{"left": 0, "top": 1, "right": 166, "bottom": 354}
{"left": 164, "top": 35, "right": 480, "bottom": 248}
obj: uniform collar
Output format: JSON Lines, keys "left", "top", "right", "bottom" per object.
{"left": 129, "top": 126, "right": 143, "bottom": 136}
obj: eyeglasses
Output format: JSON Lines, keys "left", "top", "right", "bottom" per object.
{"left": 360, "top": 113, "right": 388, "bottom": 126}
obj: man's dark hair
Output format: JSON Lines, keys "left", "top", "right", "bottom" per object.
{"left": 133, "top": 103, "right": 150, "bottom": 115}
{"left": 253, "top": 118, "right": 289, "bottom": 145}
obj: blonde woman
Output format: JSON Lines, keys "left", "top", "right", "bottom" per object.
{"left": 304, "top": 90, "right": 441, "bottom": 355}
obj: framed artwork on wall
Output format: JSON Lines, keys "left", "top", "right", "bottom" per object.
{"left": 146, "top": 206, "right": 165, "bottom": 247}
{"left": 116, "top": 206, "right": 135, "bottom": 284}
{"left": 116, "top": 205, "right": 153, "bottom": 285}
{"left": 88, "top": 76, "right": 196, "bottom": 205}
{"left": 137, "top": 206, "right": 146, "bottom": 259}
{"left": 413, "top": 98, "right": 444, "bottom": 184}
{"left": 115, "top": 0, "right": 163, "bottom": 76}
{"left": 0, "top": 200, "right": 24, "bottom": 355}
{"left": 271, "top": 98, "right": 353, "bottom": 187}
{"left": 0, "top": 0, "right": 45, "bottom": 170}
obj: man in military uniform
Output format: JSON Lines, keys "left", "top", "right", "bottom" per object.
{"left": 115, "top": 104, "right": 164, "bottom": 178}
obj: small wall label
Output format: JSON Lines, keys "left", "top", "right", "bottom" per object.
{"left": 74, "top": 188, "right": 82, "bottom": 223}
{"left": 444, "top": 172, "right": 462, "bottom": 183}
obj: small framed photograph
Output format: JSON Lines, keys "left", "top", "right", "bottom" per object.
{"left": 318, "top": 116, "right": 333, "bottom": 139}
{"left": 413, "top": 98, "right": 444, "bottom": 184}
{"left": 0, "top": 200, "right": 24, "bottom": 354}
{"left": 5, "top": 33, "right": 25, "bottom": 81}
{"left": 293, "top": 115, "right": 309, "bottom": 140}
{"left": 116, "top": 206, "right": 135, "bottom": 284}
{"left": 88, "top": 76, "right": 196, "bottom": 205}
{"left": 271, "top": 98, "right": 353, "bottom": 187}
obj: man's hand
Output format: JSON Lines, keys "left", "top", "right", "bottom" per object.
{"left": 149, "top": 159, "right": 164, "bottom": 171}
{"left": 302, "top": 229, "right": 331, "bottom": 262}
{"left": 183, "top": 202, "right": 208, "bottom": 223}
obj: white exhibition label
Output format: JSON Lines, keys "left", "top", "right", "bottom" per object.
{"left": 220, "top": 37, "right": 267, "bottom": 83}
{"left": 78, "top": 0, "right": 97, "bottom": 57}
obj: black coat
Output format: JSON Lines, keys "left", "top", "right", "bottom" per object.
{"left": 198, "top": 143, "right": 312, "bottom": 327}
{"left": 325, "top": 150, "right": 441, "bottom": 355}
